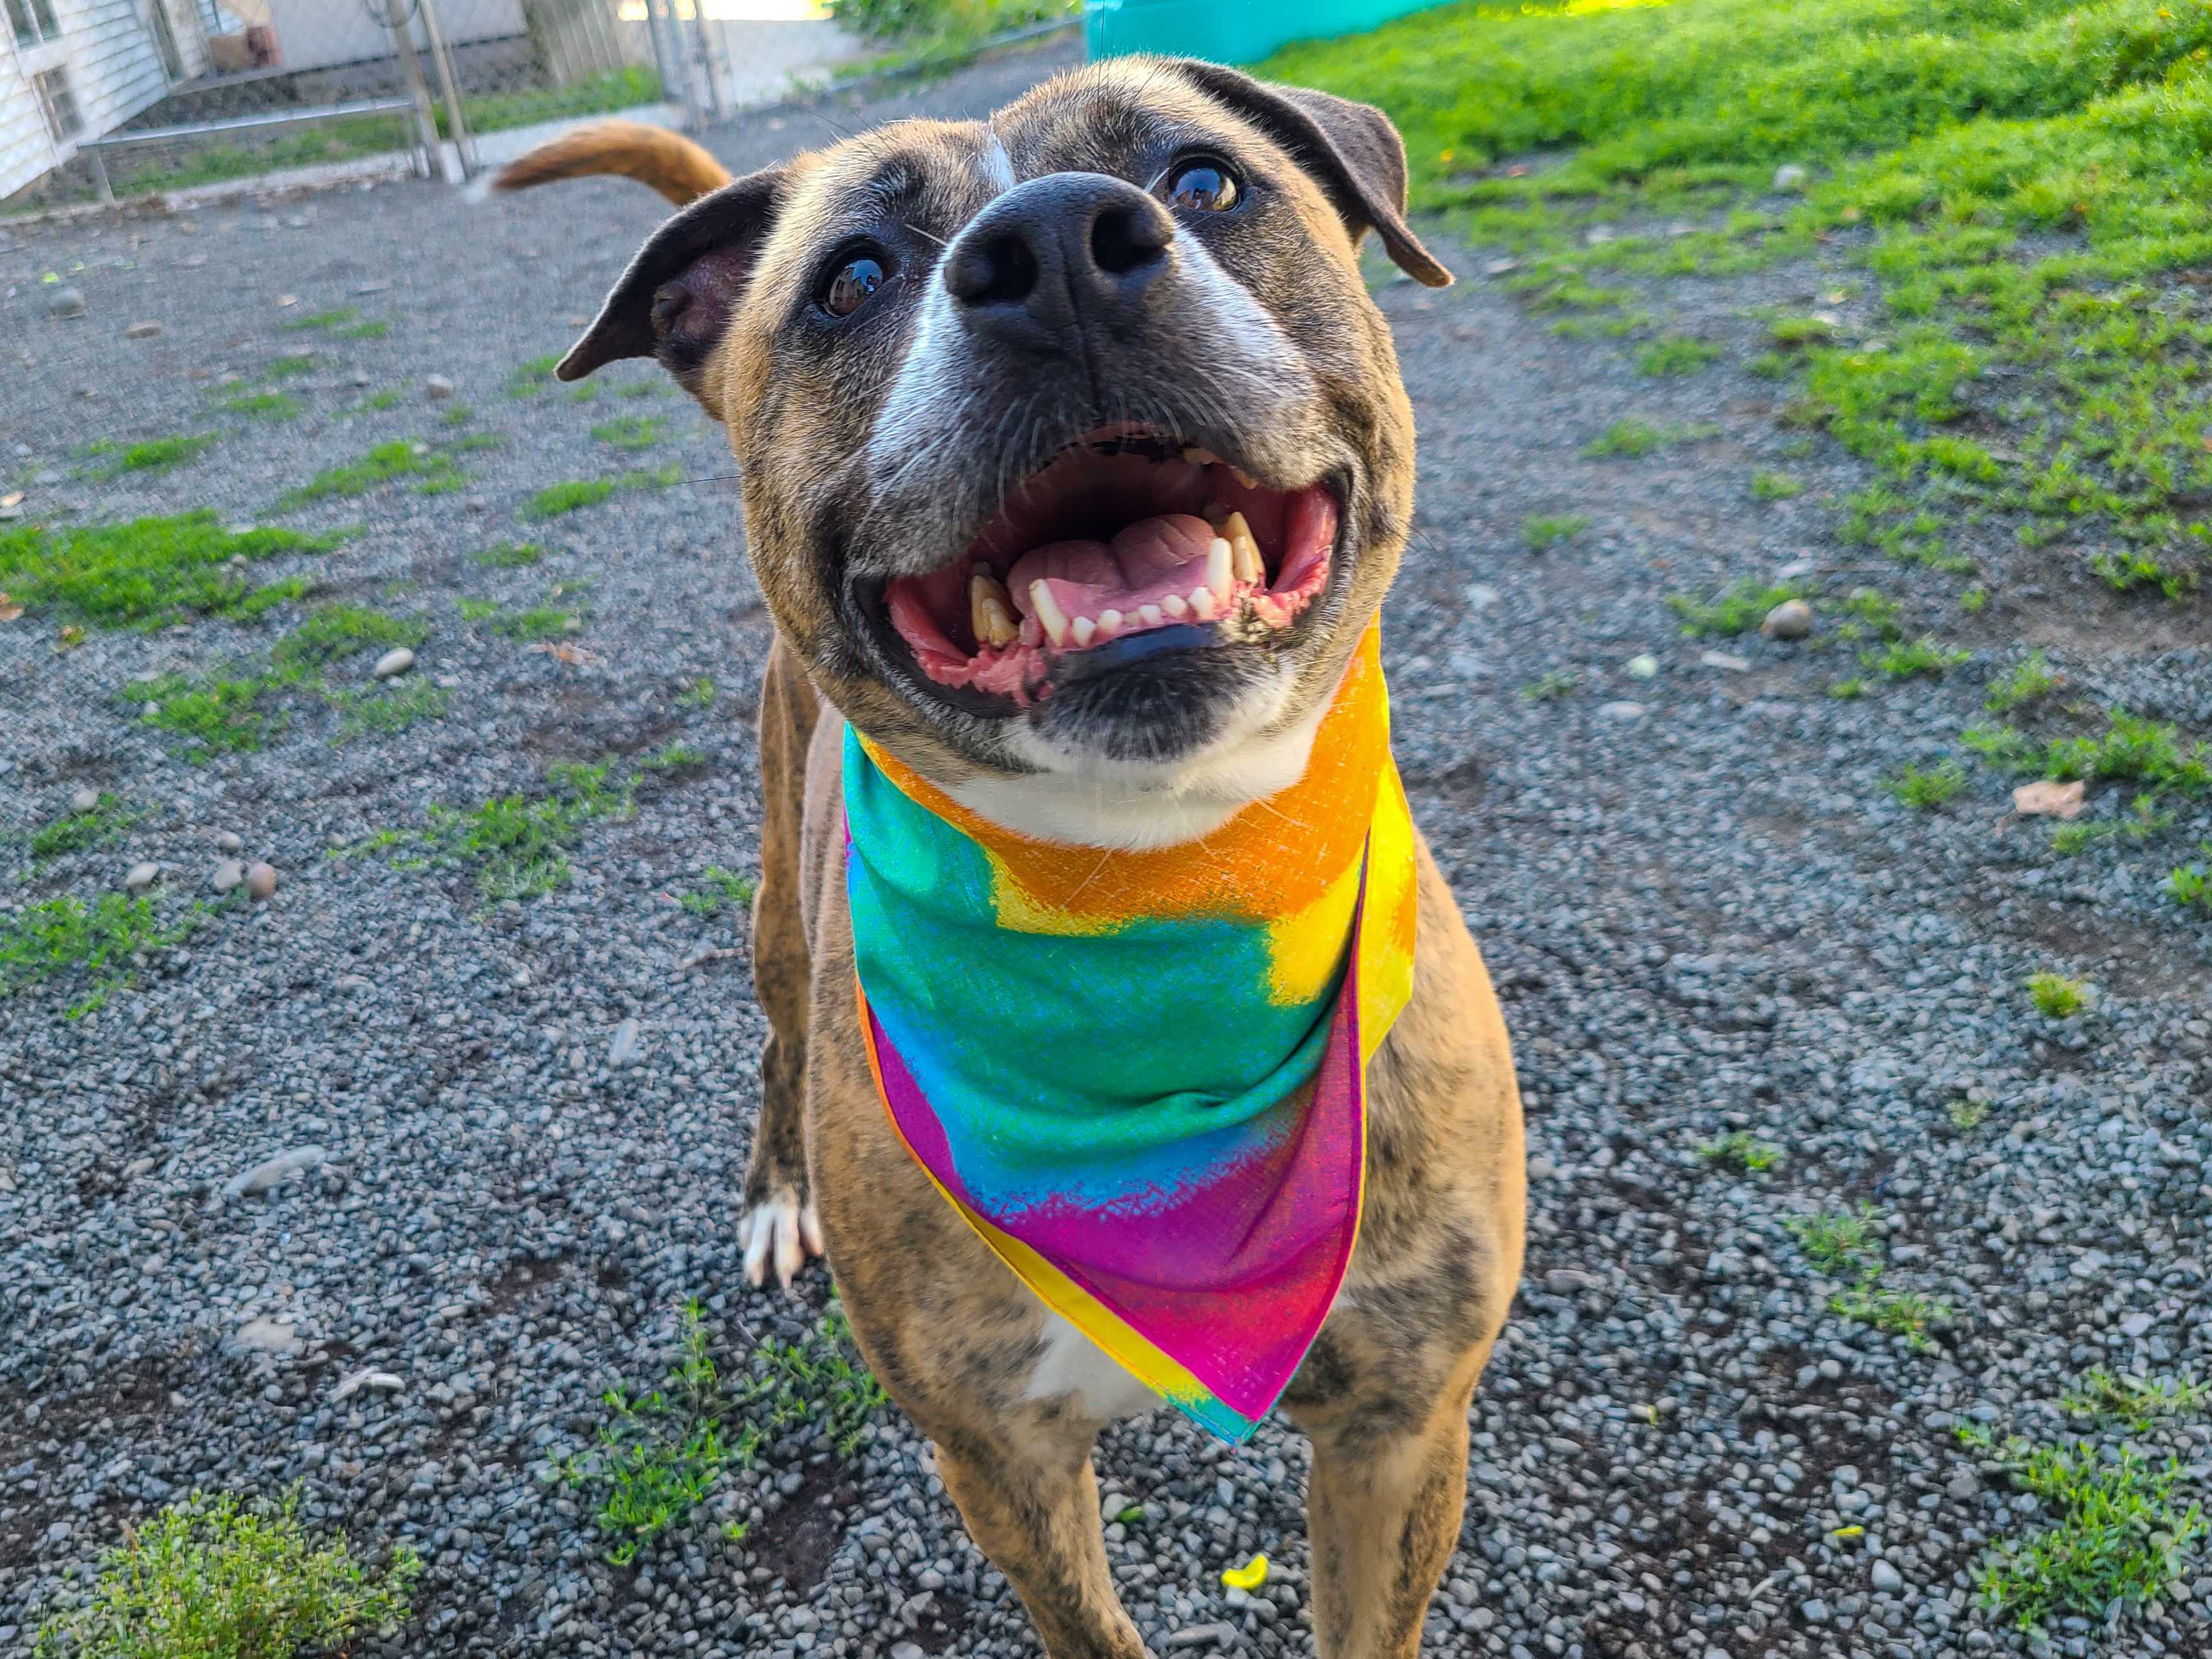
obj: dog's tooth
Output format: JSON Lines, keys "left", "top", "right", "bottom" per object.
{"left": 1071, "top": 614, "right": 1097, "bottom": 647}
{"left": 1098, "top": 609, "right": 1123, "bottom": 637}
{"left": 1190, "top": 585, "right": 1217, "bottom": 621}
{"left": 970, "top": 570, "right": 1019, "bottom": 648}
{"left": 1030, "top": 580, "right": 1071, "bottom": 648}
{"left": 1229, "top": 464, "right": 1259, "bottom": 489}
{"left": 1162, "top": 593, "right": 1189, "bottom": 620}
{"left": 1182, "top": 445, "right": 1222, "bottom": 467}
{"left": 1138, "top": 603, "right": 1163, "bottom": 627}
{"left": 1223, "top": 511, "right": 1264, "bottom": 585}
{"left": 1201, "top": 501, "right": 1230, "bottom": 530}
{"left": 1205, "top": 537, "right": 1234, "bottom": 602}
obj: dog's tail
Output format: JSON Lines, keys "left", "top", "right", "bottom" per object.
{"left": 492, "top": 120, "right": 731, "bottom": 208}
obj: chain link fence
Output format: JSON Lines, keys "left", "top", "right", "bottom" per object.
{"left": 1, "top": 0, "right": 668, "bottom": 212}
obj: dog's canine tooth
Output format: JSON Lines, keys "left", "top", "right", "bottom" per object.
{"left": 970, "top": 570, "right": 1019, "bottom": 648}
{"left": 1030, "top": 580, "right": 1071, "bottom": 647}
{"left": 1205, "top": 537, "right": 1234, "bottom": 602}
{"left": 1222, "top": 511, "right": 1264, "bottom": 585}
{"left": 1229, "top": 464, "right": 1259, "bottom": 489}
{"left": 1190, "top": 585, "right": 1217, "bottom": 620}
{"left": 1138, "top": 603, "right": 1163, "bottom": 627}
{"left": 1162, "top": 592, "right": 1189, "bottom": 619}
{"left": 1071, "top": 614, "right": 1098, "bottom": 646}
{"left": 1182, "top": 445, "right": 1223, "bottom": 467}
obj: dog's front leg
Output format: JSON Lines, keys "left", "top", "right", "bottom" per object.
{"left": 1290, "top": 1336, "right": 1495, "bottom": 1659}
{"left": 740, "top": 633, "right": 825, "bottom": 1287}
{"left": 933, "top": 1426, "right": 1150, "bottom": 1659}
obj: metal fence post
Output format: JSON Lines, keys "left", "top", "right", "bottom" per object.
{"left": 688, "top": 3, "right": 726, "bottom": 124}
{"left": 416, "top": 0, "right": 477, "bottom": 181}
{"left": 383, "top": 0, "right": 450, "bottom": 181}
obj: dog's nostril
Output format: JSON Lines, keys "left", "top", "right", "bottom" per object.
{"left": 949, "top": 233, "right": 1040, "bottom": 307}
{"left": 1091, "top": 204, "right": 1169, "bottom": 277}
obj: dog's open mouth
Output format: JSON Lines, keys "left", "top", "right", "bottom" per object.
{"left": 882, "top": 425, "right": 1339, "bottom": 707}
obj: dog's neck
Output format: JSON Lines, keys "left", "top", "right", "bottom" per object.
{"left": 947, "top": 693, "right": 1331, "bottom": 852}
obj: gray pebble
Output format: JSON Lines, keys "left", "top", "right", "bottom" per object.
{"left": 123, "top": 861, "right": 160, "bottom": 891}
{"left": 68, "top": 786, "right": 99, "bottom": 813}
{"left": 216, "top": 831, "right": 243, "bottom": 854}
{"left": 1762, "top": 598, "right": 1814, "bottom": 639}
{"left": 425, "top": 374, "right": 455, "bottom": 400}
{"left": 47, "top": 286, "right": 85, "bottom": 318}
{"left": 211, "top": 859, "right": 244, "bottom": 893}
{"left": 372, "top": 646, "right": 416, "bottom": 679}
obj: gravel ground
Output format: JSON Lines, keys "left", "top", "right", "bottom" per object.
{"left": 5, "top": 38, "right": 2210, "bottom": 1659}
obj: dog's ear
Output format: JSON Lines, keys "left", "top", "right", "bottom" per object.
{"left": 1173, "top": 61, "right": 1452, "bottom": 289}
{"left": 559, "top": 164, "right": 789, "bottom": 414}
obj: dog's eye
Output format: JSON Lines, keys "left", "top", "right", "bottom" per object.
{"left": 822, "top": 251, "right": 891, "bottom": 318}
{"left": 1164, "top": 161, "right": 1239, "bottom": 214}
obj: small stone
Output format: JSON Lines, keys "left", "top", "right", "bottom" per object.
{"left": 1699, "top": 650, "right": 1749, "bottom": 672}
{"left": 608, "top": 1018, "right": 641, "bottom": 1068}
{"left": 332, "top": 1368, "right": 405, "bottom": 1402}
{"left": 216, "top": 831, "right": 243, "bottom": 854}
{"left": 123, "top": 861, "right": 160, "bottom": 891}
{"left": 1166, "top": 1627, "right": 1236, "bottom": 1651}
{"left": 1800, "top": 1599, "right": 1830, "bottom": 1625}
{"left": 2120, "top": 1311, "right": 2154, "bottom": 1337}
{"left": 1871, "top": 1561, "right": 1904, "bottom": 1595}
{"left": 221, "top": 1145, "right": 327, "bottom": 1199}
{"left": 1626, "top": 653, "right": 1659, "bottom": 679}
{"left": 125, "top": 320, "right": 163, "bottom": 340}
{"left": 1762, "top": 598, "right": 1814, "bottom": 640}
{"left": 1947, "top": 1470, "right": 1981, "bottom": 1500}
{"left": 372, "top": 646, "right": 415, "bottom": 679}
{"left": 211, "top": 859, "right": 244, "bottom": 893}
{"left": 1773, "top": 163, "right": 1809, "bottom": 192}
{"left": 1544, "top": 1269, "right": 1603, "bottom": 1294}
{"left": 232, "top": 1317, "right": 300, "bottom": 1354}
{"left": 890, "top": 1646, "right": 925, "bottom": 1659}
{"left": 47, "top": 286, "right": 86, "bottom": 318}
{"left": 1464, "top": 583, "right": 1500, "bottom": 611}
{"left": 69, "top": 785, "right": 99, "bottom": 813}
{"left": 424, "top": 374, "right": 455, "bottom": 400}
{"left": 244, "top": 861, "right": 277, "bottom": 900}
{"left": 1597, "top": 701, "right": 1647, "bottom": 721}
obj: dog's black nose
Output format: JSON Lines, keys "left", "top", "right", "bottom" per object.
{"left": 943, "top": 173, "right": 1175, "bottom": 347}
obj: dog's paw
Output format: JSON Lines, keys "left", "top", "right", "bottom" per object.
{"left": 740, "top": 1185, "right": 824, "bottom": 1290}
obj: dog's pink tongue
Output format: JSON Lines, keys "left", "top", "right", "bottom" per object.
{"left": 1007, "top": 514, "right": 1217, "bottom": 641}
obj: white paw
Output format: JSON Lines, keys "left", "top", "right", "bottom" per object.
{"left": 741, "top": 1187, "right": 824, "bottom": 1290}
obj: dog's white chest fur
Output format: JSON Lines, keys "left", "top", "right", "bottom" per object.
{"left": 1022, "top": 1310, "right": 1163, "bottom": 1421}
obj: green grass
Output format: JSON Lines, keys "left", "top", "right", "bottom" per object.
{"left": 350, "top": 388, "right": 403, "bottom": 414}
{"left": 1868, "top": 635, "right": 1968, "bottom": 679}
{"left": 676, "top": 675, "right": 717, "bottom": 708}
{"left": 262, "top": 355, "right": 316, "bottom": 380}
{"left": 368, "top": 762, "right": 635, "bottom": 905}
{"left": 1966, "top": 713, "right": 2212, "bottom": 795}
{"left": 1698, "top": 1130, "right": 1781, "bottom": 1173}
{"left": 1948, "top": 1095, "right": 1990, "bottom": 1130}
{"left": 29, "top": 793, "right": 136, "bottom": 861}
{"left": 1521, "top": 513, "right": 1590, "bottom": 551}
{"left": 1971, "top": 1439, "right": 2205, "bottom": 1632}
{"left": 1890, "top": 759, "right": 1968, "bottom": 809}
{"left": 138, "top": 672, "right": 278, "bottom": 757}
{"left": 0, "top": 513, "right": 340, "bottom": 629}
{"left": 279, "top": 441, "right": 461, "bottom": 506}
{"left": 457, "top": 593, "right": 584, "bottom": 640}
{"left": 1667, "top": 578, "right": 1802, "bottom": 638}
{"left": 220, "top": 392, "right": 301, "bottom": 422}
{"left": 329, "top": 680, "right": 449, "bottom": 740}
{"left": 1785, "top": 1204, "right": 1882, "bottom": 1278}
{"left": 280, "top": 307, "right": 359, "bottom": 333}
{"left": 136, "top": 606, "right": 428, "bottom": 759}
{"left": 558, "top": 1295, "right": 885, "bottom": 1565}
{"left": 2170, "top": 848, "right": 2212, "bottom": 911}
{"left": 31, "top": 1485, "right": 419, "bottom": 1658}
{"left": 1749, "top": 469, "right": 1803, "bottom": 501}
{"left": 591, "top": 415, "right": 670, "bottom": 452}
{"left": 1986, "top": 651, "right": 2064, "bottom": 713}
{"left": 451, "top": 63, "right": 664, "bottom": 136}
{"left": 1520, "top": 670, "right": 1576, "bottom": 701}
{"left": 1636, "top": 336, "right": 1722, "bottom": 377}
{"left": 1830, "top": 1284, "right": 1952, "bottom": 1351}
{"left": 522, "top": 468, "right": 680, "bottom": 520}
{"left": 1583, "top": 418, "right": 1666, "bottom": 457}
{"left": 2063, "top": 1370, "right": 2210, "bottom": 1433}
{"left": 507, "top": 355, "right": 563, "bottom": 399}
{"left": 474, "top": 541, "right": 544, "bottom": 569}
{"left": 681, "top": 866, "right": 756, "bottom": 917}
{"left": 1828, "top": 676, "right": 1865, "bottom": 700}
{"left": 1264, "top": 0, "right": 2212, "bottom": 611}
{"left": 2026, "top": 971, "right": 2089, "bottom": 1018}
{"left": 86, "top": 434, "right": 216, "bottom": 475}
{"left": 2052, "top": 794, "right": 2173, "bottom": 855}
{"left": 0, "top": 893, "right": 209, "bottom": 1017}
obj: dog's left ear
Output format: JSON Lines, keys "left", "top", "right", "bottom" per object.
{"left": 1175, "top": 61, "right": 1452, "bottom": 288}
{"left": 559, "top": 164, "right": 790, "bottom": 416}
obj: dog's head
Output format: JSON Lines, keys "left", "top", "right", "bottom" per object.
{"left": 563, "top": 57, "right": 1447, "bottom": 843}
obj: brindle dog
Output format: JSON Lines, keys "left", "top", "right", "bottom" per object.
{"left": 499, "top": 57, "right": 1525, "bottom": 1659}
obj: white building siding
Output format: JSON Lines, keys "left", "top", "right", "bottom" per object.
{"left": 1, "top": 1, "right": 187, "bottom": 198}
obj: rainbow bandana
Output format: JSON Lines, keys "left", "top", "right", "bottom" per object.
{"left": 845, "top": 626, "right": 1417, "bottom": 1441}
